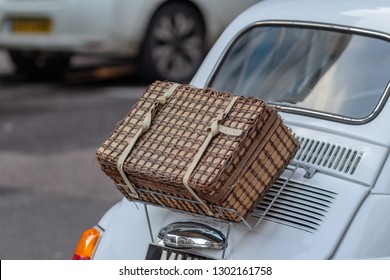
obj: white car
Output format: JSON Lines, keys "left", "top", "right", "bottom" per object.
{"left": 74, "top": 0, "right": 390, "bottom": 260}
{"left": 0, "top": 0, "right": 257, "bottom": 81}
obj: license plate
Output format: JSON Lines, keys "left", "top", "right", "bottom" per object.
{"left": 12, "top": 18, "right": 52, "bottom": 33}
{"left": 145, "top": 244, "right": 214, "bottom": 260}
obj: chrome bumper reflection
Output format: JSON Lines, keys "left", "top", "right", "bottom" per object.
{"left": 158, "top": 222, "right": 227, "bottom": 250}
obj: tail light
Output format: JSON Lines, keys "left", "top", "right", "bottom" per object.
{"left": 73, "top": 226, "right": 103, "bottom": 260}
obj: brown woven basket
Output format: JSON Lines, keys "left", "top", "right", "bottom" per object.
{"left": 96, "top": 81, "right": 299, "bottom": 222}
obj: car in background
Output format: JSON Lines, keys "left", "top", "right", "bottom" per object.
{"left": 0, "top": 0, "right": 258, "bottom": 81}
{"left": 73, "top": 0, "right": 390, "bottom": 260}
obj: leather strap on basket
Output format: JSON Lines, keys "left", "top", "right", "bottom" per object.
{"left": 117, "top": 83, "right": 180, "bottom": 198}
{"left": 183, "top": 96, "right": 242, "bottom": 215}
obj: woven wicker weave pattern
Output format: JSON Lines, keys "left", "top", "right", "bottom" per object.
{"left": 96, "top": 81, "right": 299, "bottom": 222}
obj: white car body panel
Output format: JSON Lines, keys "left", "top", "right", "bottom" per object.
{"left": 91, "top": 0, "right": 390, "bottom": 259}
{"left": 333, "top": 195, "right": 390, "bottom": 259}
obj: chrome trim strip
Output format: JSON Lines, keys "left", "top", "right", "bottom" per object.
{"left": 206, "top": 20, "right": 390, "bottom": 124}
{"left": 145, "top": 243, "right": 215, "bottom": 260}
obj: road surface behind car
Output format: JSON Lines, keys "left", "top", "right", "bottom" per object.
{"left": 0, "top": 51, "right": 146, "bottom": 259}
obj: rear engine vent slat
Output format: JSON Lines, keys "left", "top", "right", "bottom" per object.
{"left": 255, "top": 179, "right": 337, "bottom": 233}
{"left": 295, "top": 137, "right": 363, "bottom": 175}
{"left": 261, "top": 198, "right": 327, "bottom": 215}
{"left": 273, "top": 181, "right": 336, "bottom": 200}
{"left": 256, "top": 203, "right": 324, "bottom": 222}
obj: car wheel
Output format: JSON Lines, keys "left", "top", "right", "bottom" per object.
{"left": 8, "top": 50, "right": 72, "bottom": 80}
{"left": 140, "top": 3, "right": 206, "bottom": 83}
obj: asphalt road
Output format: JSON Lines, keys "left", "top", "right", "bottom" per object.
{"left": 0, "top": 51, "right": 147, "bottom": 259}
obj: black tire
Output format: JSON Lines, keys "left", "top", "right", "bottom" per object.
{"left": 8, "top": 50, "right": 71, "bottom": 80}
{"left": 140, "top": 3, "right": 206, "bottom": 83}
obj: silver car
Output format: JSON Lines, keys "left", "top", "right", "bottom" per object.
{"left": 0, "top": 0, "right": 257, "bottom": 81}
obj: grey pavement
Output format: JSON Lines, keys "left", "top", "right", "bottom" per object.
{"left": 0, "top": 51, "right": 145, "bottom": 259}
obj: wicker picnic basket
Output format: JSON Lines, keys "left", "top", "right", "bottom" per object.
{"left": 96, "top": 81, "right": 299, "bottom": 222}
